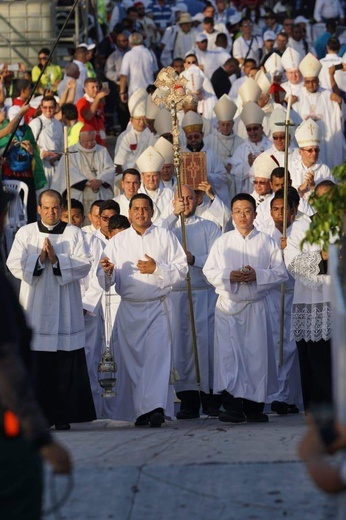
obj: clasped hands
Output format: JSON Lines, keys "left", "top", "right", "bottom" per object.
{"left": 39, "top": 238, "right": 58, "bottom": 264}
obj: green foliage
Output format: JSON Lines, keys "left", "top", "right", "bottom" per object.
{"left": 301, "top": 164, "right": 346, "bottom": 250}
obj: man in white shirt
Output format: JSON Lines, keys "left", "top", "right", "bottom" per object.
{"left": 114, "top": 168, "right": 141, "bottom": 216}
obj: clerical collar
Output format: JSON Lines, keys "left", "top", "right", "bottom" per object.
{"left": 37, "top": 220, "right": 68, "bottom": 234}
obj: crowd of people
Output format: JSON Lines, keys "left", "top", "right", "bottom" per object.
{"left": 0, "top": 0, "right": 344, "bottom": 436}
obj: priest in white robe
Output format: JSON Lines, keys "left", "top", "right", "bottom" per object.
{"left": 162, "top": 186, "right": 222, "bottom": 418}
{"left": 51, "top": 126, "right": 114, "bottom": 221}
{"left": 6, "top": 189, "right": 95, "bottom": 430}
{"left": 203, "top": 193, "right": 288, "bottom": 423}
{"left": 98, "top": 193, "right": 188, "bottom": 427}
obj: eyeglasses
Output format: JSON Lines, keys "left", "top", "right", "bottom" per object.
{"left": 242, "top": 23, "right": 252, "bottom": 27}
{"left": 100, "top": 216, "right": 112, "bottom": 222}
{"left": 232, "top": 209, "right": 253, "bottom": 216}
{"left": 186, "top": 133, "right": 202, "bottom": 140}
{"left": 253, "top": 180, "right": 269, "bottom": 185}
{"left": 302, "top": 147, "right": 320, "bottom": 154}
{"left": 38, "top": 56, "right": 48, "bottom": 61}
{"left": 246, "top": 125, "right": 260, "bottom": 132}
{"left": 273, "top": 135, "right": 285, "bottom": 140}
{"left": 132, "top": 117, "right": 146, "bottom": 122}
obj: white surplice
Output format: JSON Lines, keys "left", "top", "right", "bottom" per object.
{"left": 203, "top": 227, "right": 288, "bottom": 402}
{"left": 161, "top": 214, "right": 221, "bottom": 394}
{"left": 6, "top": 222, "right": 91, "bottom": 352}
{"left": 113, "top": 126, "right": 156, "bottom": 169}
{"left": 97, "top": 224, "right": 188, "bottom": 422}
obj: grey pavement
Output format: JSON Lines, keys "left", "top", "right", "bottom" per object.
{"left": 44, "top": 412, "right": 335, "bottom": 520}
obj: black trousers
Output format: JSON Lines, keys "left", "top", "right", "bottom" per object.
{"left": 31, "top": 348, "right": 96, "bottom": 425}
{"left": 222, "top": 391, "right": 264, "bottom": 415}
{"left": 177, "top": 390, "right": 222, "bottom": 414}
{"left": 296, "top": 338, "right": 332, "bottom": 411}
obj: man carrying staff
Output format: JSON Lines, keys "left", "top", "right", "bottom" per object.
{"left": 98, "top": 193, "right": 187, "bottom": 427}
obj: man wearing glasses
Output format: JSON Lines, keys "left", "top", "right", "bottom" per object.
{"left": 291, "top": 118, "right": 335, "bottom": 200}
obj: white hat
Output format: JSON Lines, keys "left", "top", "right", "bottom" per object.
{"left": 281, "top": 47, "right": 302, "bottom": 71}
{"left": 264, "top": 52, "right": 284, "bottom": 75}
{"left": 146, "top": 94, "right": 159, "bottom": 120}
{"left": 172, "top": 2, "right": 188, "bottom": 12}
{"left": 154, "top": 136, "right": 174, "bottom": 164}
{"left": 213, "top": 94, "right": 237, "bottom": 121}
{"left": 192, "top": 13, "right": 204, "bottom": 22}
{"left": 122, "top": 0, "right": 133, "bottom": 9}
{"left": 299, "top": 52, "right": 322, "bottom": 78}
{"left": 229, "top": 12, "right": 242, "bottom": 25}
{"left": 295, "top": 118, "right": 321, "bottom": 148}
{"left": 255, "top": 70, "right": 271, "bottom": 95}
{"left": 253, "top": 152, "right": 278, "bottom": 179}
{"left": 178, "top": 12, "right": 192, "bottom": 24}
{"left": 7, "top": 105, "right": 24, "bottom": 126}
{"left": 182, "top": 65, "right": 204, "bottom": 93}
{"left": 181, "top": 110, "right": 203, "bottom": 132}
{"left": 240, "top": 101, "right": 265, "bottom": 127}
{"left": 196, "top": 33, "right": 208, "bottom": 42}
{"left": 238, "top": 77, "right": 262, "bottom": 104}
{"left": 268, "top": 107, "right": 288, "bottom": 134}
{"left": 136, "top": 146, "right": 165, "bottom": 174}
{"left": 128, "top": 88, "right": 147, "bottom": 117}
{"left": 294, "top": 15, "right": 309, "bottom": 24}
{"left": 263, "top": 30, "right": 276, "bottom": 41}
{"left": 154, "top": 109, "right": 172, "bottom": 135}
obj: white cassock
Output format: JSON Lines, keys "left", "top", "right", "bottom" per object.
{"left": 138, "top": 184, "right": 173, "bottom": 223}
{"left": 6, "top": 221, "right": 91, "bottom": 350}
{"left": 289, "top": 156, "right": 335, "bottom": 199}
{"left": 203, "top": 227, "right": 288, "bottom": 402}
{"left": 52, "top": 143, "right": 114, "bottom": 213}
{"left": 29, "top": 115, "right": 64, "bottom": 187}
{"left": 293, "top": 86, "right": 346, "bottom": 168}
{"left": 162, "top": 177, "right": 177, "bottom": 192}
{"left": 80, "top": 232, "right": 105, "bottom": 418}
{"left": 228, "top": 137, "right": 272, "bottom": 194}
{"left": 97, "top": 224, "right": 188, "bottom": 422}
{"left": 254, "top": 192, "right": 314, "bottom": 229}
{"left": 114, "top": 193, "right": 131, "bottom": 216}
{"left": 284, "top": 217, "right": 332, "bottom": 344}
{"left": 161, "top": 215, "right": 221, "bottom": 393}
{"left": 113, "top": 127, "right": 156, "bottom": 169}
{"left": 258, "top": 222, "right": 302, "bottom": 405}
{"left": 195, "top": 194, "right": 231, "bottom": 232}
{"left": 281, "top": 81, "right": 304, "bottom": 99}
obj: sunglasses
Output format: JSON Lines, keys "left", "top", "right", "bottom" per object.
{"left": 38, "top": 56, "right": 48, "bottom": 61}
{"left": 273, "top": 135, "right": 285, "bottom": 140}
{"left": 246, "top": 125, "right": 260, "bottom": 132}
{"left": 302, "top": 147, "right": 320, "bottom": 153}
{"left": 253, "top": 180, "right": 268, "bottom": 185}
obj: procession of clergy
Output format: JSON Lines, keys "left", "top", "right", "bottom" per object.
{"left": 6, "top": 46, "right": 338, "bottom": 429}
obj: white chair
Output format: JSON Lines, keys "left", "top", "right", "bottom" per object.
{"left": 2, "top": 179, "right": 29, "bottom": 255}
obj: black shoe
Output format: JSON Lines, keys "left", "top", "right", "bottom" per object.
{"left": 246, "top": 413, "right": 269, "bottom": 423}
{"left": 149, "top": 411, "right": 165, "bottom": 428}
{"left": 218, "top": 411, "right": 246, "bottom": 423}
{"left": 271, "top": 401, "right": 289, "bottom": 415}
{"left": 176, "top": 410, "right": 200, "bottom": 420}
{"left": 135, "top": 414, "right": 150, "bottom": 426}
{"left": 288, "top": 404, "right": 299, "bottom": 414}
{"left": 202, "top": 408, "right": 221, "bottom": 417}
{"left": 55, "top": 422, "right": 71, "bottom": 430}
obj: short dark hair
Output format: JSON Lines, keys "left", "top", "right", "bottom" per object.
{"left": 243, "top": 58, "right": 256, "bottom": 67}
{"left": 62, "top": 198, "right": 84, "bottom": 214}
{"left": 88, "top": 199, "right": 103, "bottom": 213}
{"left": 41, "top": 95, "right": 56, "bottom": 107}
{"left": 270, "top": 191, "right": 294, "bottom": 210}
{"left": 129, "top": 193, "right": 154, "bottom": 210}
{"left": 99, "top": 199, "right": 120, "bottom": 215}
{"left": 61, "top": 103, "right": 78, "bottom": 120}
{"left": 315, "top": 180, "right": 336, "bottom": 195}
{"left": 16, "top": 79, "right": 31, "bottom": 93}
{"left": 270, "top": 167, "right": 292, "bottom": 182}
{"left": 108, "top": 214, "right": 130, "bottom": 232}
{"left": 38, "top": 48, "right": 50, "bottom": 56}
{"left": 327, "top": 36, "right": 340, "bottom": 52}
{"left": 231, "top": 193, "right": 256, "bottom": 212}
{"left": 122, "top": 168, "right": 141, "bottom": 181}
{"left": 84, "top": 77, "right": 98, "bottom": 87}
{"left": 203, "top": 17, "right": 214, "bottom": 25}
{"left": 38, "top": 189, "right": 63, "bottom": 206}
